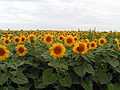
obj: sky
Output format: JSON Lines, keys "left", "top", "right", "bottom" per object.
{"left": 0, "top": 0, "right": 120, "bottom": 31}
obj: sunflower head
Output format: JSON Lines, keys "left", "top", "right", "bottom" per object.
{"left": 64, "top": 35, "right": 75, "bottom": 47}
{"left": 16, "top": 45, "right": 27, "bottom": 56}
{"left": 118, "top": 44, "right": 120, "bottom": 50}
{"left": 14, "top": 36, "right": 21, "bottom": 44}
{"left": 89, "top": 41, "right": 97, "bottom": 49}
{"left": 3, "top": 38, "right": 11, "bottom": 46}
{"left": 38, "top": 36, "right": 42, "bottom": 40}
{"left": 49, "top": 43, "right": 66, "bottom": 58}
{"left": 44, "top": 34, "right": 54, "bottom": 45}
{"left": 98, "top": 38, "right": 107, "bottom": 46}
{"left": 21, "top": 36, "right": 26, "bottom": 43}
{"left": 73, "top": 42, "right": 88, "bottom": 54}
{"left": 28, "top": 34, "right": 35, "bottom": 43}
{"left": 74, "top": 36, "right": 78, "bottom": 41}
{"left": 0, "top": 45, "right": 9, "bottom": 61}
{"left": 58, "top": 35, "right": 64, "bottom": 42}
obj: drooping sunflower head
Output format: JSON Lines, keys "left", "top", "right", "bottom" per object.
{"left": 58, "top": 35, "right": 64, "bottom": 42}
{"left": 73, "top": 42, "right": 88, "bottom": 54}
{"left": 44, "top": 34, "right": 54, "bottom": 45}
{"left": 49, "top": 43, "right": 66, "bottom": 58}
{"left": 64, "top": 35, "right": 75, "bottom": 47}
{"left": 16, "top": 45, "right": 27, "bottom": 56}
{"left": 13, "top": 36, "right": 21, "bottom": 44}
{"left": 28, "top": 34, "right": 35, "bottom": 43}
{"left": 0, "top": 45, "right": 9, "bottom": 61}
{"left": 3, "top": 38, "right": 11, "bottom": 46}
{"left": 89, "top": 41, "right": 97, "bottom": 50}
{"left": 98, "top": 38, "right": 107, "bottom": 46}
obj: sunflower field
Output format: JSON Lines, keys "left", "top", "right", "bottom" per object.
{"left": 0, "top": 30, "right": 120, "bottom": 90}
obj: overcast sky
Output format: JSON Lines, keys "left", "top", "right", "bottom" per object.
{"left": 0, "top": 0, "right": 120, "bottom": 31}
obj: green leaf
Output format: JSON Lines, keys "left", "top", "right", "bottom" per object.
{"left": 6, "top": 60, "right": 24, "bottom": 70}
{"left": 108, "top": 83, "right": 114, "bottom": 90}
{"left": 86, "top": 64, "right": 95, "bottom": 75}
{"left": 114, "top": 84, "right": 120, "bottom": 90}
{"left": 91, "top": 71, "right": 112, "bottom": 84}
{"left": 98, "top": 72, "right": 112, "bottom": 84}
{"left": 6, "top": 86, "right": 15, "bottom": 90}
{"left": 35, "top": 77, "right": 46, "bottom": 89}
{"left": 74, "top": 65, "right": 87, "bottom": 77}
{"left": 48, "top": 60, "right": 68, "bottom": 70}
{"left": 0, "top": 73, "right": 8, "bottom": 85}
{"left": 11, "top": 72, "right": 28, "bottom": 84}
{"left": 115, "top": 64, "right": 120, "bottom": 73}
{"left": 18, "top": 87, "right": 29, "bottom": 90}
{"left": 108, "top": 83, "right": 120, "bottom": 90}
{"left": 108, "top": 59, "right": 119, "bottom": 67}
{"left": 81, "top": 78, "right": 93, "bottom": 90}
{"left": 42, "top": 68, "right": 57, "bottom": 85}
{"left": 58, "top": 73, "right": 72, "bottom": 87}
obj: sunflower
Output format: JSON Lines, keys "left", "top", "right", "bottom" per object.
{"left": 49, "top": 43, "right": 66, "bottom": 58}
{"left": 8, "top": 34, "right": 13, "bottom": 39}
{"left": 74, "top": 36, "right": 78, "bottom": 41}
{"left": 3, "top": 38, "right": 11, "bottom": 46}
{"left": 73, "top": 42, "right": 88, "bottom": 54}
{"left": 85, "top": 39, "right": 89, "bottom": 42}
{"left": 0, "top": 45, "right": 9, "bottom": 61}
{"left": 87, "top": 42, "right": 91, "bottom": 49}
{"left": 44, "top": 34, "right": 54, "bottom": 45}
{"left": 58, "top": 35, "right": 64, "bottom": 42}
{"left": 21, "top": 36, "right": 26, "bottom": 43}
{"left": 16, "top": 45, "right": 27, "bottom": 56}
{"left": 64, "top": 35, "right": 75, "bottom": 47}
{"left": 89, "top": 41, "right": 97, "bottom": 49}
{"left": 28, "top": 34, "right": 35, "bottom": 43}
{"left": 13, "top": 36, "right": 21, "bottom": 44}
{"left": 98, "top": 38, "right": 107, "bottom": 46}
{"left": 38, "top": 36, "right": 42, "bottom": 40}
{"left": 1, "top": 36, "right": 6, "bottom": 41}
{"left": 115, "top": 38, "right": 119, "bottom": 45}
{"left": 118, "top": 44, "right": 120, "bottom": 50}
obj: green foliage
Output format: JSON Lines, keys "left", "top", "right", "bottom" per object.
{"left": 0, "top": 31, "right": 120, "bottom": 90}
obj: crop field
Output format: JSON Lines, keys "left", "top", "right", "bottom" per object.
{"left": 0, "top": 30, "right": 120, "bottom": 90}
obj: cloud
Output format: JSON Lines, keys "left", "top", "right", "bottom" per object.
{"left": 0, "top": 0, "right": 120, "bottom": 30}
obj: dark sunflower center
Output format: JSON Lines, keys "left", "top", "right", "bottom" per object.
{"left": 5, "top": 40, "right": 9, "bottom": 44}
{"left": 77, "top": 45, "right": 84, "bottom": 52}
{"left": 74, "top": 38, "right": 77, "bottom": 41}
{"left": 15, "top": 38, "right": 20, "bottom": 42}
{"left": 87, "top": 43, "right": 90, "bottom": 48}
{"left": 91, "top": 44, "right": 95, "bottom": 47}
{"left": 0, "top": 48, "right": 5, "bottom": 56}
{"left": 67, "top": 38, "right": 72, "bottom": 43}
{"left": 39, "top": 37, "right": 41, "bottom": 39}
{"left": 54, "top": 46, "right": 61, "bottom": 54}
{"left": 22, "top": 38, "right": 25, "bottom": 41}
{"left": 59, "top": 37, "right": 63, "bottom": 40}
{"left": 100, "top": 40, "right": 104, "bottom": 44}
{"left": 18, "top": 47, "right": 25, "bottom": 53}
{"left": 46, "top": 36, "right": 51, "bottom": 42}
